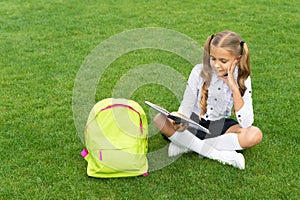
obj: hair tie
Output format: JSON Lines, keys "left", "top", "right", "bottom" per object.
{"left": 240, "top": 41, "right": 245, "bottom": 55}
{"left": 209, "top": 34, "right": 215, "bottom": 45}
{"left": 208, "top": 34, "right": 215, "bottom": 53}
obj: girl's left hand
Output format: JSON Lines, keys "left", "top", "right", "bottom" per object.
{"left": 219, "top": 59, "right": 239, "bottom": 91}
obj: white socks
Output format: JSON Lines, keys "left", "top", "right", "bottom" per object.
{"left": 168, "top": 130, "right": 246, "bottom": 169}
{"left": 203, "top": 133, "right": 243, "bottom": 151}
{"left": 168, "top": 130, "right": 221, "bottom": 159}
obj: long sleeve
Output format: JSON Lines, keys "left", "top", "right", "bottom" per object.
{"left": 235, "top": 76, "right": 254, "bottom": 128}
{"left": 178, "top": 64, "right": 204, "bottom": 117}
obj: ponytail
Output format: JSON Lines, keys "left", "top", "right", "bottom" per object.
{"left": 237, "top": 42, "right": 250, "bottom": 96}
{"left": 200, "top": 35, "right": 214, "bottom": 117}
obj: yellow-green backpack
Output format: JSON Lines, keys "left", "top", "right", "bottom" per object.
{"left": 81, "top": 98, "right": 148, "bottom": 178}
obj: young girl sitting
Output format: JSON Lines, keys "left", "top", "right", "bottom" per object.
{"left": 154, "top": 30, "right": 263, "bottom": 170}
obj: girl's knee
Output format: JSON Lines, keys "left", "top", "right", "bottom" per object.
{"left": 153, "top": 113, "right": 176, "bottom": 137}
{"left": 153, "top": 114, "right": 165, "bottom": 130}
{"left": 248, "top": 126, "right": 263, "bottom": 145}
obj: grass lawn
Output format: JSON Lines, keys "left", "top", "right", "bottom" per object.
{"left": 1, "top": 0, "right": 299, "bottom": 199}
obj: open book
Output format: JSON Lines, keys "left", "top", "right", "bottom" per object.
{"left": 145, "top": 101, "right": 210, "bottom": 134}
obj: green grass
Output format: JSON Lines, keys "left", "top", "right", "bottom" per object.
{"left": 1, "top": 0, "right": 299, "bottom": 199}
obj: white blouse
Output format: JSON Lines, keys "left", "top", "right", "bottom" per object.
{"left": 178, "top": 64, "right": 254, "bottom": 128}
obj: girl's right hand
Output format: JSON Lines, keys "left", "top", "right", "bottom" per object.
{"left": 172, "top": 121, "right": 189, "bottom": 132}
{"left": 171, "top": 112, "right": 189, "bottom": 132}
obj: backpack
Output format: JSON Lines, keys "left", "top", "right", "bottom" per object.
{"left": 81, "top": 98, "right": 148, "bottom": 178}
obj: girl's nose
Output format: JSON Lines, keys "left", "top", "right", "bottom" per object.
{"left": 215, "top": 63, "right": 220, "bottom": 68}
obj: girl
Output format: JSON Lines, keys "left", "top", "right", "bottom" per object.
{"left": 154, "top": 31, "right": 263, "bottom": 170}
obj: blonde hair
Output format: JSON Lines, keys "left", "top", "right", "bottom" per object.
{"left": 200, "top": 31, "right": 251, "bottom": 116}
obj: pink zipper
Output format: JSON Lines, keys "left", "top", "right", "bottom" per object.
{"left": 99, "top": 150, "right": 103, "bottom": 161}
{"left": 99, "top": 104, "right": 144, "bottom": 134}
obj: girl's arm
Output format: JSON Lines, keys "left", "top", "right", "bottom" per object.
{"left": 178, "top": 64, "right": 203, "bottom": 118}
{"left": 220, "top": 60, "right": 254, "bottom": 128}
{"left": 234, "top": 76, "right": 254, "bottom": 128}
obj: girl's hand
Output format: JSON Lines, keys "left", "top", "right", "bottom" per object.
{"left": 219, "top": 59, "right": 239, "bottom": 91}
{"left": 173, "top": 122, "right": 189, "bottom": 132}
{"left": 170, "top": 112, "right": 189, "bottom": 132}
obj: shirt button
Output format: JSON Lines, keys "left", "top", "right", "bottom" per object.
{"left": 210, "top": 107, "right": 213, "bottom": 110}
{"left": 238, "top": 115, "right": 241, "bottom": 118}
{"left": 218, "top": 88, "right": 221, "bottom": 90}
{"left": 214, "top": 98, "right": 217, "bottom": 101}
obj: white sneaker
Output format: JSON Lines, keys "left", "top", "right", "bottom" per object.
{"left": 168, "top": 142, "right": 190, "bottom": 157}
{"left": 216, "top": 151, "right": 245, "bottom": 170}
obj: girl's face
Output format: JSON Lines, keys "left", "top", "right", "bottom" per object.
{"left": 209, "top": 45, "right": 237, "bottom": 77}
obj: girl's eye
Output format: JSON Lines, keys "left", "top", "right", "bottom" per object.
{"left": 221, "top": 60, "right": 228, "bottom": 64}
{"left": 210, "top": 57, "right": 216, "bottom": 61}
